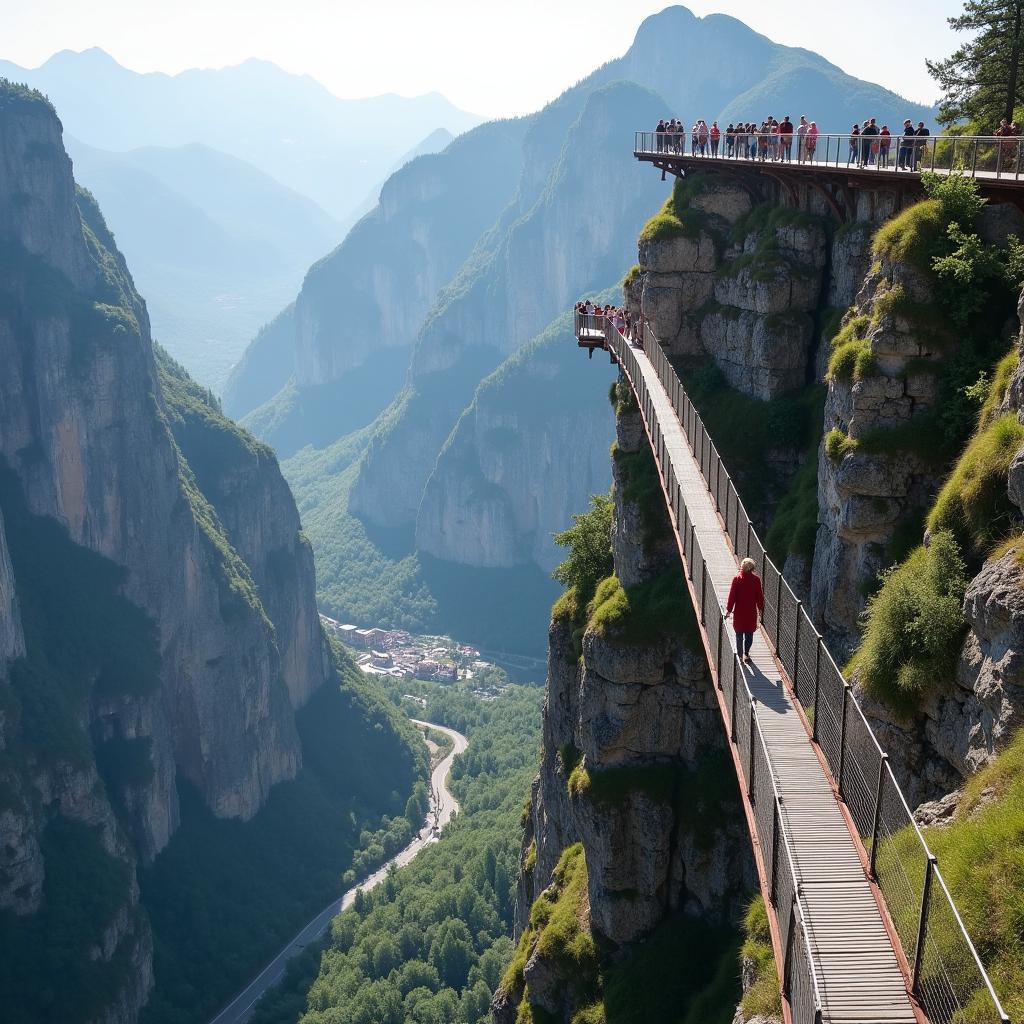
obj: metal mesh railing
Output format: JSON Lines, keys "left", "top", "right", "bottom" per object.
{"left": 633, "top": 130, "right": 1024, "bottom": 182}
{"left": 602, "top": 319, "right": 1009, "bottom": 1024}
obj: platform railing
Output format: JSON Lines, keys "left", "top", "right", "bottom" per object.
{"left": 604, "top": 319, "right": 1009, "bottom": 1024}
{"left": 634, "top": 130, "right": 1024, "bottom": 180}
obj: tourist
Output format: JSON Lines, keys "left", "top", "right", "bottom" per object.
{"left": 710, "top": 121, "right": 721, "bottom": 156}
{"left": 796, "top": 115, "right": 809, "bottom": 162}
{"left": 879, "top": 125, "right": 892, "bottom": 168}
{"left": 779, "top": 115, "right": 794, "bottom": 161}
{"left": 915, "top": 121, "right": 931, "bottom": 169}
{"left": 726, "top": 557, "right": 764, "bottom": 664}
{"left": 806, "top": 121, "right": 818, "bottom": 162}
{"left": 862, "top": 118, "right": 880, "bottom": 166}
{"left": 848, "top": 123, "right": 861, "bottom": 165}
{"left": 725, "top": 123, "right": 735, "bottom": 157}
{"left": 898, "top": 119, "right": 915, "bottom": 169}
{"left": 691, "top": 122, "right": 699, "bottom": 154}
{"left": 697, "top": 120, "right": 709, "bottom": 156}
{"left": 769, "top": 118, "right": 780, "bottom": 160}
{"left": 655, "top": 119, "right": 666, "bottom": 152}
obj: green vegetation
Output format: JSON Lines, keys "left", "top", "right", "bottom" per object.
{"left": 640, "top": 176, "right": 713, "bottom": 244}
{"left": 0, "top": 818, "right": 137, "bottom": 1024}
{"left": 719, "top": 204, "right": 824, "bottom": 284}
{"left": 141, "top": 648, "right": 424, "bottom": 1024}
{"left": 825, "top": 314, "right": 874, "bottom": 382}
{"left": 613, "top": 442, "right": 671, "bottom": 544}
{"left": 586, "top": 571, "right": 699, "bottom": 650}
{"left": 673, "top": 356, "right": 824, "bottom": 521}
{"left": 873, "top": 199, "right": 947, "bottom": 269}
{"left": 552, "top": 494, "right": 614, "bottom": 635}
{"left": 927, "top": 0, "right": 1024, "bottom": 128}
{"left": 0, "top": 76, "right": 56, "bottom": 114}
{"left": 622, "top": 264, "right": 641, "bottom": 289}
{"left": 248, "top": 682, "right": 543, "bottom": 1024}
{"left": 927, "top": 414, "right": 1024, "bottom": 558}
{"left": 764, "top": 455, "right": 819, "bottom": 562}
{"left": 738, "top": 896, "right": 781, "bottom": 1021}
{"left": 507, "top": 841, "right": 742, "bottom": 1024}
{"left": 852, "top": 532, "right": 969, "bottom": 714}
{"left": 824, "top": 428, "right": 858, "bottom": 463}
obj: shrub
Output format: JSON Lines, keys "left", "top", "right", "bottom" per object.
{"left": 586, "top": 571, "right": 699, "bottom": 650}
{"left": 854, "top": 531, "right": 968, "bottom": 713}
{"left": 640, "top": 177, "right": 714, "bottom": 244}
{"left": 921, "top": 171, "right": 986, "bottom": 228}
{"left": 927, "top": 413, "right": 1024, "bottom": 557}
{"left": 873, "top": 199, "right": 947, "bottom": 269}
{"left": 739, "top": 895, "right": 781, "bottom": 1021}
{"left": 552, "top": 495, "right": 614, "bottom": 620}
{"left": 824, "top": 428, "right": 858, "bottom": 463}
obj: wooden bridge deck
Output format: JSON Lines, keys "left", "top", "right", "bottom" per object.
{"left": 625, "top": 342, "right": 917, "bottom": 1024}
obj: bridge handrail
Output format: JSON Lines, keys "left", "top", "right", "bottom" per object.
{"left": 604, "top": 319, "right": 1010, "bottom": 1024}
{"left": 633, "top": 129, "right": 1024, "bottom": 181}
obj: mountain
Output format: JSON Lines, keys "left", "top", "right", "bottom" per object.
{"left": 65, "top": 137, "right": 342, "bottom": 388}
{"left": 225, "top": 4, "right": 940, "bottom": 656}
{"left": 0, "top": 48, "right": 482, "bottom": 221}
{"left": 0, "top": 80, "right": 420, "bottom": 1024}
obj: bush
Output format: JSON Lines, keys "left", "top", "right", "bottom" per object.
{"left": 552, "top": 495, "right": 614, "bottom": 622}
{"left": 586, "top": 571, "right": 699, "bottom": 650}
{"left": 824, "top": 428, "right": 858, "bottom": 463}
{"left": 640, "top": 177, "right": 713, "bottom": 244}
{"left": 873, "top": 199, "right": 947, "bottom": 269}
{"left": 927, "top": 413, "right": 1024, "bottom": 558}
{"left": 854, "top": 531, "right": 968, "bottom": 713}
{"left": 921, "top": 171, "right": 987, "bottom": 228}
{"left": 738, "top": 895, "right": 781, "bottom": 1021}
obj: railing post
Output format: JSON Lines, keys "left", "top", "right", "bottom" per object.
{"left": 746, "top": 520, "right": 752, "bottom": 561}
{"left": 700, "top": 561, "right": 707, "bottom": 625}
{"left": 770, "top": 800, "right": 780, "bottom": 903}
{"left": 724, "top": 477, "right": 730, "bottom": 525}
{"left": 812, "top": 638, "right": 822, "bottom": 743}
{"left": 774, "top": 573, "right": 783, "bottom": 651}
{"left": 792, "top": 601, "right": 802, "bottom": 694}
{"left": 912, "top": 855, "right": 937, "bottom": 994}
{"left": 716, "top": 619, "right": 723, "bottom": 683}
{"left": 782, "top": 896, "right": 796, "bottom": 996}
{"left": 869, "top": 753, "right": 889, "bottom": 879}
{"left": 730, "top": 656, "right": 739, "bottom": 741}
{"left": 837, "top": 683, "right": 850, "bottom": 794}
{"left": 747, "top": 700, "right": 757, "bottom": 798}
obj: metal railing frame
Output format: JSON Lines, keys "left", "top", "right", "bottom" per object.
{"left": 603, "top": 318, "right": 1010, "bottom": 1024}
{"left": 633, "top": 130, "right": 1024, "bottom": 181}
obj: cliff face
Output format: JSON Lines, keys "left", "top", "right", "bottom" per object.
{"left": 349, "top": 82, "right": 666, "bottom": 539}
{"left": 0, "top": 83, "right": 340, "bottom": 1023}
{"left": 496, "top": 397, "right": 753, "bottom": 1022}
{"left": 415, "top": 313, "right": 616, "bottom": 570}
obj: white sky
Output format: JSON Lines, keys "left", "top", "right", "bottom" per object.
{"left": 1, "top": 0, "right": 963, "bottom": 117}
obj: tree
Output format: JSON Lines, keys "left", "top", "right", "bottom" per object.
{"left": 551, "top": 493, "right": 614, "bottom": 607}
{"left": 927, "top": 0, "right": 1024, "bottom": 127}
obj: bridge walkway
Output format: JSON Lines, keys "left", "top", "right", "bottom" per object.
{"left": 622, "top": 330, "right": 916, "bottom": 1024}
{"left": 592, "top": 316, "right": 1008, "bottom": 1024}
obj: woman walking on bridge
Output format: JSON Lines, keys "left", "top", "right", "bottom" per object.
{"left": 726, "top": 557, "right": 764, "bottom": 663}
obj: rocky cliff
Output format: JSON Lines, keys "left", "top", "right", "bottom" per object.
{"left": 494, "top": 388, "right": 753, "bottom": 1022}
{"left": 0, "top": 81, "right": 410, "bottom": 1024}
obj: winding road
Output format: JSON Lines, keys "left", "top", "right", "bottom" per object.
{"left": 207, "top": 720, "right": 469, "bottom": 1024}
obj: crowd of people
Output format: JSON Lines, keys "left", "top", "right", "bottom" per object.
{"left": 574, "top": 300, "right": 644, "bottom": 343}
{"left": 650, "top": 115, "right": 983, "bottom": 171}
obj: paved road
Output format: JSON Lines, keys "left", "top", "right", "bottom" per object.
{"left": 207, "top": 720, "right": 469, "bottom": 1024}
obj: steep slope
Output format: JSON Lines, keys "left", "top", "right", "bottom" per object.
{"left": 350, "top": 81, "right": 666, "bottom": 532}
{"left": 0, "top": 81, "right": 421, "bottom": 1024}
{"left": 65, "top": 137, "right": 341, "bottom": 388}
{"left": 225, "top": 116, "right": 529, "bottom": 433}
{"left": 0, "top": 48, "right": 482, "bottom": 220}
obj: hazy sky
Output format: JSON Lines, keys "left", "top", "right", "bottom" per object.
{"left": 2, "top": 0, "right": 963, "bottom": 117}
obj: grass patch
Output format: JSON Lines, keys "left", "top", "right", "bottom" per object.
{"left": 764, "top": 454, "right": 819, "bottom": 562}
{"left": 824, "top": 428, "right": 858, "bottom": 463}
{"left": 873, "top": 198, "right": 947, "bottom": 269}
{"left": 640, "top": 177, "right": 714, "bottom": 244}
{"left": 853, "top": 531, "right": 968, "bottom": 714}
{"left": 622, "top": 264, "right": 641, "bottom": 288}
{"left": 586, "top": 571, "right": 699, "bottom": 650}
{"left": 739, "top": 895, "right": 782, "bottom": 1020}
{"left": 927, "top": 413, "right": 1024, "bottom": 559}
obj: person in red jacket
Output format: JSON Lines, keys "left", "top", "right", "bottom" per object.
{"left": 726, "top": 557, "right": 764, "bottom": 662}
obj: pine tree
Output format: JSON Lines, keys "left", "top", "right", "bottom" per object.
{"left": 926, "top": 0, "right": 1024, "bottom": 128}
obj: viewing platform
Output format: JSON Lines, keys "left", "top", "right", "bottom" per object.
{"left": 634, "top": 131, "right": 1024, "bottom": 213}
